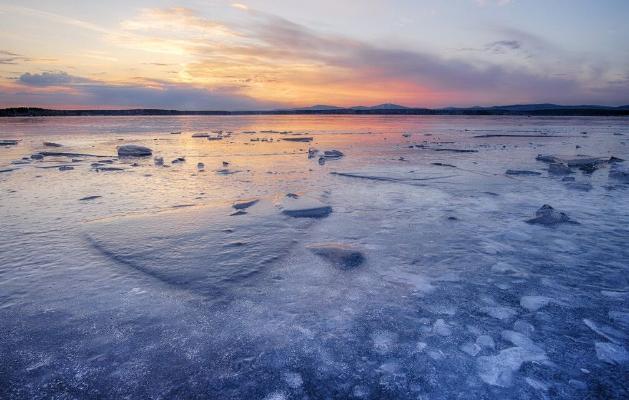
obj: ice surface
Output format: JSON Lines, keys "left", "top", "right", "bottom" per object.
{"left": 594, "top": 342, "right": 629, "bottom": 365}
{"left": 520, "top": 295, "right": 552, "bottom": 311}
{"left": 85, "top": 201, "right": 314, "bottom": 298}
{"left": 1, "top": 115, "right": 629, "bottom": 399}
{"left": 477, "top": 347, "right": 547, "bottom": 387}
{"left": 481, "top": 306, "right": 518, "bottom": 320}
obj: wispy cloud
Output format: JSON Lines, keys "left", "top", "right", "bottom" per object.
{"left": 0, "top": 4, "right": 109, "bottom": 34}
{"left": 0, "top": 50, "right": 31, "bottom": 65}
{"left": 475, "top": 0, "right": 513, "bottom": 7}
{"left": 485, "top": 40, "right": 521, "bottom": 53}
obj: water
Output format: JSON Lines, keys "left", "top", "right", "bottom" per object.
{"left": 1, "top": 115, "right": 628, "bottom": 399}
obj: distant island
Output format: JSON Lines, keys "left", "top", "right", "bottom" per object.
{"left": 1, "top": 103, "right": 628, "bottom": 117}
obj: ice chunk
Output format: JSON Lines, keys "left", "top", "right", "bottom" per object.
{"left": 283, "top": 137, "right": 313, "bottom": 142}
{"left": 232, "top": 199, "right": 259, "bottom": 210}
{"left": 601, "top": 290, "right": 628, "bottom": 300}
{"left": 263, "top": 392, "right": 287, "bottom": 400}
{"left": 352, "top": 385, "right": 369, "bottom": 398}
{"left": 481, "top": 306, "right": 518, "bottom": 320}
{"left": 491, "top": 262, "right": 526, "bottom": 277}
{"left": 525, "top": 377, "right": 549, "bottom": 391}
{"left": 79, "top": 195, "right": 102, "bottom": 201}
{"left": 383, "top": 271, "right": 435, "bottom": 293}
{"left": 536, "top": 154, "right": 607, "bottom": 167}
{"left": 281, "top": 197, "right": 332, "bottom": 218}
{"left": 477, "top": 347, "right": 547, "bottom": 387}
{"left": 548, "top": 162, "right": 572, "bottom": 175}
{"left": 323, "top": 150, "right": 344, "bottom": 159}
{"left": 520, "top": 296, "right": 551, "bottom": 312}
{"left": 569, "top": 379, "right": 587, "bottom": 390}
{"left": 476, "top": 335, "right": 495, "bottom": 350}
{"left": 461, "top": 342, "right": 481, "bottom": 356}
{"left": 565, "top": 182, "right": 592, "bottom": 192}
{"left": 526, "top": 204, "right": 575, "bottom": 226}
{"left": 371, "top": 331, "right": 398, "bottom": 354}
{"left": 583, "top": 319, "right": 627, "bottom": 344}
{"left": 594, "top": 342, "right": 629, "bottom": 365}
{"left": 501, "top": 330, "right": 544, "bottom": 355}
{"left": 432, "top": 319, "right": 452, "bottom": 336}
{"left": 117, "top": 144, "right": 152, "bottom": 157}
{"left": 505, "top": 170, "right": 541, "bottom": 176}
{"left": 307, "top": 243, "right": 365, "bottom": 270}
{"left": 513, "top": 320, "right": 535, "bottom": 336}
{"left": 282, "top": 372, "right": 303, "bottom": 389}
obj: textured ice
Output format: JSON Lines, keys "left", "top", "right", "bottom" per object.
{"left": 481, "top": 306, "right": 518, "bottom": 320}
{"left": 476, "top": 335, "right": 496, "bottom": 350}
{"left": 2, "top": 115, "right": 629, "bottom": 399}
{"left": 513, "top": 320, "right": 535, "bottom": 336}
{"left": 371, "top": 331, "right": 398, "bottom": 354}
{"left": 477, "top": 346, "right": 547, "bottom": 387}
{"left": 282, "top": 372, "right": 304, "bottom": 389}
{"left": 432, "top": 319, "right": 452, "bottom": 336}
{"left": 609, "top": 311, "right": 629, "bottom": 328}
{"left": 307, "top": 243, "right": 365, "bottom": 270}
{"left": 460, "top": 342, "right": 481, "bottom": 356}
{"left": 595, "top": 342, "right": 629, "bottom": 365}
{"left": 525, "top": 377, "right": 549, "bottom": 391}
{"left": 520, "top": 295, "right": 552, "bottom": 311}
{"left": 583, "top": 319, "right": 627, "bottom": 344}
{"left": 85, "top": 202, "right": 310, "bottom": 298}
{"left": 280, "top": 196, "right": 333, "bottom": 218}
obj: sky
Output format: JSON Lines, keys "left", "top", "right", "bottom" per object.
{"left": 0, "top": 0, "right": 627, "bottom": 109}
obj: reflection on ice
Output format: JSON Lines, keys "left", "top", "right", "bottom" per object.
{"left": 1, "top": 115, "right": 628, "bottom": 398}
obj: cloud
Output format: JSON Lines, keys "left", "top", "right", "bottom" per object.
{"left": 3, "top": 71, "right": 282, "bottom": 110}
{"left": 18, "top": 71, "right": 91, "bottom": 87}
{"left": 0, "top": 50, "right": 31, "bottom": 65}
{"left": 485, "top": 40, "right": 521, "bottom": 53}
{"left": 0, "top": 4, "right": 109, "bottom": 34}
{"left": 475, "top": 0, "right": 512, "bottom": 6}
{"left": 3, "top": 6, "right": 628, "bottom": 108}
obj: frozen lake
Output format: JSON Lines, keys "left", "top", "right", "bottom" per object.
{"left": 1, "top": 115, "right": 628, "bottom": 399}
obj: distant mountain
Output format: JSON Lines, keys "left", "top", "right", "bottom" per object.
{"left": 351, "top": 103, "right": 409, "bottom": 110}
{"left": 488, "top": 103, "right": 616, "bottom": 111}
{"left": 290, "top": 105, "right": 344, "bottom": 111}
{"left": 439, "top": 103, "right": 627, "bottom": 113}
{"left": 291, "top": 103, "right": 409, "bottom": 111}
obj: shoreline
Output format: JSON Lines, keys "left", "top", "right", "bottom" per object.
{"left": 1, "top": 107, "right": 629, "bottom": 118}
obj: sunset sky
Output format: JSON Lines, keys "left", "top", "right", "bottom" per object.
{"left": 0, "top": 0, "right": 627, "bottom": 109}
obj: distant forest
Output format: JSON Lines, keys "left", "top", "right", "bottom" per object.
{"left": 1, "top": 106, "right": 628, "bottom": 117}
